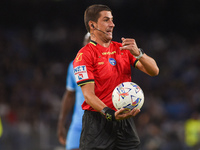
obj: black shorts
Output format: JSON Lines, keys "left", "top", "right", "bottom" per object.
{"left": 79, "top": 110, "right": 140, "bottom": 150}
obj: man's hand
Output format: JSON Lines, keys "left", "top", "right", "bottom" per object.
{"left": 115, "top": 108, "right": 140, "bottom": 120}
{"left": 120, "top": 37, "right": 140, "bottom": 56}
{"left": 57, "top": 125, "right": 66, "bottom": 145}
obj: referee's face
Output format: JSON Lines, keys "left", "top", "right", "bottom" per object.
{"left": 97, "top": 11, "right": 115, "bottom": 41}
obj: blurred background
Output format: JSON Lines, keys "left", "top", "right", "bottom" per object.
{"left": 0, "top": 0, "right": 200, "bottom": 150}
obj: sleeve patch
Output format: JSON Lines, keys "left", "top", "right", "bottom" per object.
{"left": 74, "top": 65, "right": 89, "bottom": 82}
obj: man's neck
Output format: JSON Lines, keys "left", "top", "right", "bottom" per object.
{"left": 90, "top": 37, "right": 111, "bottom": 48}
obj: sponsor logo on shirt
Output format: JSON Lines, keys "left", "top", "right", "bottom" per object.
{"left": 75, "top": 53, "right": 83, "bottom": 62}
{"left": 102, "top": 51, "right": 116, "bottom": 55}
{"left": 109, "top": 58, "right": 116, "bottom": 66}
{"left": 74, "top": 65, "right": 88, "bottom": 81}
{"left": 98, "top": 62, "right": 104, "bottom": 65}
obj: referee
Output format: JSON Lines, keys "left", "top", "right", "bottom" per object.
{"left": 73, "top": 4, "right": 159, "bottom": 150}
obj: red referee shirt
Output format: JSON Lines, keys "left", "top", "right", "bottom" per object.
{"left": 73, "top": 40, "right": 138, "bottom": 111}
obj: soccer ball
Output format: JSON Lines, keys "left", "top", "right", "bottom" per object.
{"left": 112, "top": 82, "right": 144, "bottom": 112}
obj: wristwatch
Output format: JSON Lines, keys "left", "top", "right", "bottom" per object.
{"left": 134, "top": 48, "right": 144, "bottom": 59}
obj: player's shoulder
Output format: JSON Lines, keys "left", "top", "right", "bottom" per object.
{"left": 74, "top": 43, "right": 94, "bottom": 64}
{"left": 69, "top": 60, "right": 74, "bottom": 67}
{"left": 77, "top": 42, "right": 94, "bottom": 54}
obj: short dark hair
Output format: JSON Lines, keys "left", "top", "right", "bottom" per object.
{"left": 84, "top": 4, "right": 112, "bottom": 32}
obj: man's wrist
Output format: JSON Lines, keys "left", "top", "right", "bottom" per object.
{"left": 134, "top": 48, "right": 144, "bottom": 59}
{"left": 101, "top": 107, "right": 116, "bottom": 121}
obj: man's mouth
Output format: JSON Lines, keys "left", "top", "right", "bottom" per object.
{"left": 106, "top": 30, "right": 112, "bottom": 35}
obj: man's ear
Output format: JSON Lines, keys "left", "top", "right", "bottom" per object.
{"left": 89, "top": 21, "right": 95, "bottom": 29}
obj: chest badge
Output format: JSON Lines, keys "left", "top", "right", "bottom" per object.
{"left": 109, "top": 58, "right": 116, "bottom": 66}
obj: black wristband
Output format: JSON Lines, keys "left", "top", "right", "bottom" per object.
{"left": 101, "top": 107, "right": 116, "bottom": 121}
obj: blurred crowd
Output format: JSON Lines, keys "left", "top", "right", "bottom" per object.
{"left": 0, "top": 21, "right": 85, "bottom": 150}
{"left": 0, "top": 1, "right": 200, "bottom": 150}
{"left": 133, "top": 32, "right": 200, "bottom": 150}
{"left": 0, "top": 21, "right": 200, "bottom": 150}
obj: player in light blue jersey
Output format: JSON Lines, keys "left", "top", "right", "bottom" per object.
{"left": 57, "top": 33, "right": 90, "bottom": 150}
{"left": 65, "top": 61, "right": 84, "bottom": 150}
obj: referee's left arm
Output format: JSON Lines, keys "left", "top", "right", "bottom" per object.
{"left": 81, "top": 82, "right": 107, "bottom": 112}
